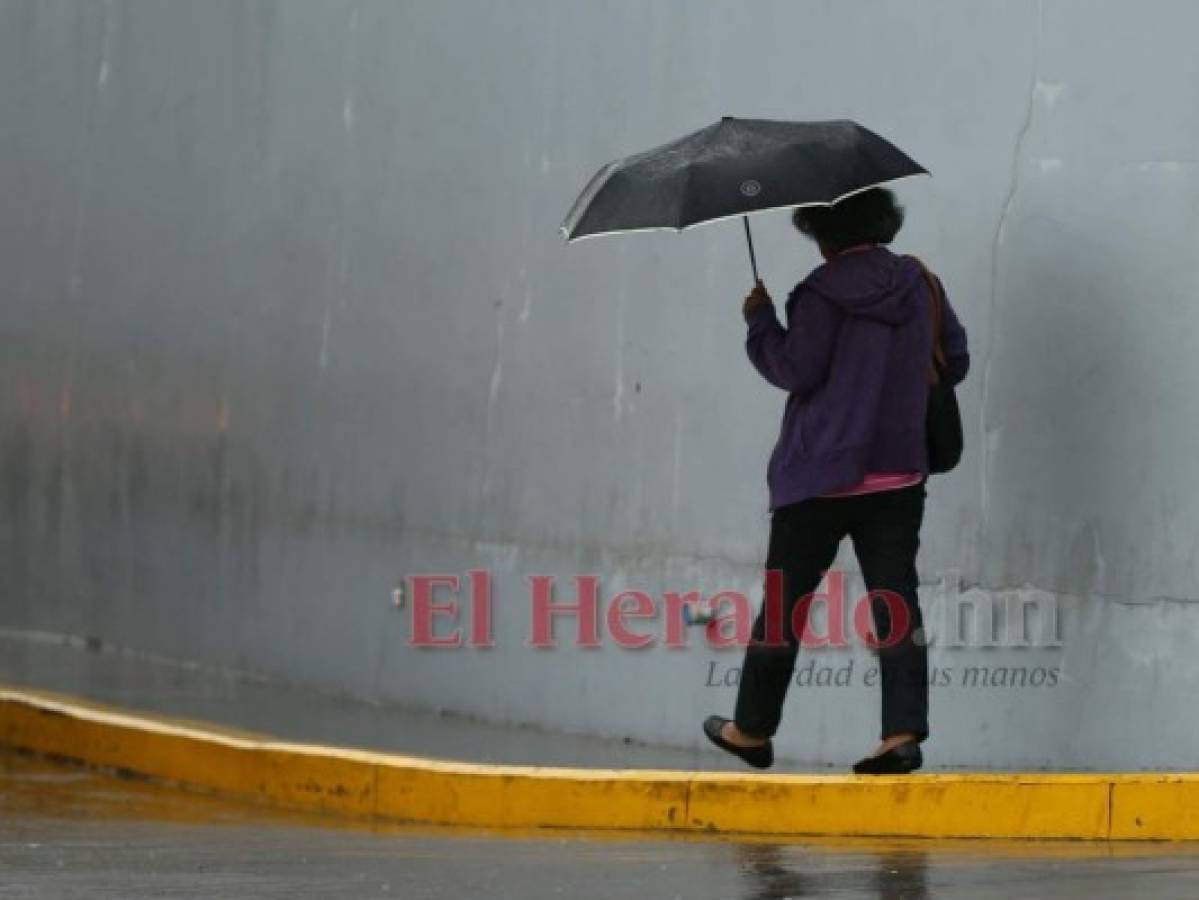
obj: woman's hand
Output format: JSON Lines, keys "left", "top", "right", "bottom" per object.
{"left": 743, "top": 279, "right": 772, "bottom": 320}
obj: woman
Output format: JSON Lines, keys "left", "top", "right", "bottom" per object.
{"left": 702, "top": 188, "right": 969, "bottom": 774}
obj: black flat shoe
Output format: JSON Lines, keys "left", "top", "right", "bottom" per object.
{"left": 702, "top": 715, "right": 774, "bottom": 770}
{"left": 852, "top": 740, "right": 922, "bottom": 775}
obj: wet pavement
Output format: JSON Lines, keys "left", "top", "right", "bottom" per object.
{"left": 6, "top": 635, "right": 1199, "bottom": 897}
{"left": 4, "top": 750, "right": 1199, "bottom": 899}
{"left": 0, "top": 630, "right": 754, "bottom": 770}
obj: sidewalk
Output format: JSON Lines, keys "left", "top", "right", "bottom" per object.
{"left": 3, "top": 630, "right": 1198, "bottom": 841}
{"left": 0, "top": 630, "right": 745, "bottom": 771}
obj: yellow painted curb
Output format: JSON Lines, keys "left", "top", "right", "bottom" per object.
{"left": 1, "top": 686, "right": 1195, "bottom": 840}
{"left": 1109, "top": 774, "right": 1199, "bottom": 840}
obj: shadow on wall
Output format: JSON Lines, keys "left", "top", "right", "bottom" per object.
{"left": 0, "top": 397, "right": 259, "bottom": 635}
{"left": 980, "top": 208, "right": 1162, "bottom": 603}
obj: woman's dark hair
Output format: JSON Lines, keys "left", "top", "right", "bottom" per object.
{"left": 791, "top": 187, "right": 905, "bottom": 252}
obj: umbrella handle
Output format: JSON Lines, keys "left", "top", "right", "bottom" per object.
{"left": 742, "top": 216, "right": 760, "bottom": 283}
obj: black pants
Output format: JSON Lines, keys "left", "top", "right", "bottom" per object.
{"left": 734, "top": 482, "right": 928, "bottom": 742}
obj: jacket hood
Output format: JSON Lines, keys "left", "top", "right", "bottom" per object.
{"left": 801, "top": 247, "right": 923, "bottom": 325}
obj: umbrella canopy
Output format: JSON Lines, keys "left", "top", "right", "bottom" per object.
{"left": 560, "top": 117, "right": 928, "bottom": 278}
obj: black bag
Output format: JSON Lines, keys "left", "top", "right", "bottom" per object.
{"left": 913, "top": 260, "right": 963, "bottom": 473}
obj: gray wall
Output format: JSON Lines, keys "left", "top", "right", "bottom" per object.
{"left": 2, "top": 0, "right": 1198, "bottom": 769}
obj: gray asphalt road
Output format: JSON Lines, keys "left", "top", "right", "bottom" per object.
{"left": 4, "top": 751, "right": 1199, "bottom": 899}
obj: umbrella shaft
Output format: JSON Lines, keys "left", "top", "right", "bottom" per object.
{"left": 742, "top": 216, "right": 760, "bottom": 282}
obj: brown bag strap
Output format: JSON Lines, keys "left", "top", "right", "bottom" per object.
{"left": 906, "top": 255, "right": 947, "bottom": 385}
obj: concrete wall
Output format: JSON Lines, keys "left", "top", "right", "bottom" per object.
{"left": 2, "top": 0, "right": 1198, "bottom": 769}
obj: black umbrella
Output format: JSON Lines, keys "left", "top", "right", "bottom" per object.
{"left": 560, "top": 117, "right": 927, "bottom": 280}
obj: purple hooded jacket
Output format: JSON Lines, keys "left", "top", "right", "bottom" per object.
{"left": 745, "top": 246, "right": 969, "bottom": 510}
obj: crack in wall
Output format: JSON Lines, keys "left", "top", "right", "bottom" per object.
{"left": 480, "top": 301, "right": 506, "bottom": 502}
{"left": 954, "top": 575, "right": 1199, "bottom": 607}
{"left": 980, "top": 0, "right": 1045, "bottom": 548}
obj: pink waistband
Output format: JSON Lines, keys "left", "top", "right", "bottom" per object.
{"left": 821, "top": 471, "right": 924, "bottom": 498}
